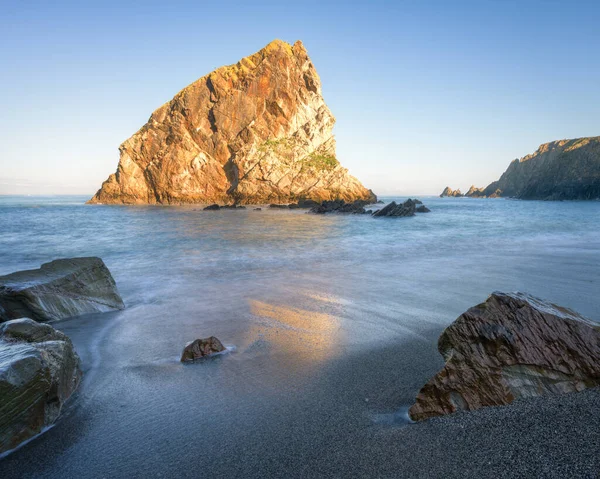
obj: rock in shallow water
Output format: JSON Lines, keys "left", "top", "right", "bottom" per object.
{"left": 0, "top": 258, "right": 125, "bottom": 323}
{"left": 409, "top": 292, "right": 600, "bottom": 421}
{"left": 180, "top": 337, "right": 226, "bottom": 362}
{"left": 0, "top": 318, "right": 82, "bottom": 455}
{"left": 372, "top": 199, "right": 428, "bottom": 217}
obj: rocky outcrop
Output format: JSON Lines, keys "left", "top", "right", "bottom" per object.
{"left": 0, "top": 258, "right": 125, "bottom": 323}
{"left": 480, "top": 137, "right": 600, "bottom": 200}
{"left": 372, "top": 199, "right": 430, "bottom": 217}
{"left": 409, "top": 292, "right": 600, "bottom": 421}
{"left": 88, "top": 39, "right": 374, "bottom": 206}
{"left": 0, "top": 318, "right": 82, "bottom": 455}
{"left": 439, "top": 187, "right": 463, "bottom": 197}
{"left": 180, "top": 337, "right": 226, "bottom": 362}
{"left": 464, "top": 185, "right": 485, "bottom": 197}
{"left": 309, "top": 199, "right": 374, "bottom": 214}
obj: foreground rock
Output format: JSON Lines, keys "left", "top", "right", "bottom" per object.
{"left": 88, "top": 39, "right": 374, "bottom": 205}
{"left": 0, "top": 318, "right": 82, "bottom": 455}
{"left": 180, "top": 337, "right": 226, "bottom": 362}
{"left": 0, "top": 258, "right": 125, "bottom": 323}
{"left": 409, "top": 292, "right": 600, "bottom": 421}
{"left": 372, "top": 199, "right": 430, "bottom": 217}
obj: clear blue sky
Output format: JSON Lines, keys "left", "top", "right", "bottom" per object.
{"left": 1, "top": 0, "right": 599, "bottom": 196}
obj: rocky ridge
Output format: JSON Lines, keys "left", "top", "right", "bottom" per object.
{"left": 441, "top": 136, "right": 600, "bottom": 200}
{"left": 88, "top": 40, "right": 374, "bottom": 205}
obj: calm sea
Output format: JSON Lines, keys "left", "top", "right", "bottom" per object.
{"left": 0, "top": 195, "right": 599, "bottom": 477}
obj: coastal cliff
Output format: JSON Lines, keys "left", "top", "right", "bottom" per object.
{"left": 88, "top": 40, "right": 374, "bottom": 205}
{"left": 482, "top": 137, "right": 600, "bottom": 200}
{"left": 442, "top": 137, "right": 600, "bottom": 200}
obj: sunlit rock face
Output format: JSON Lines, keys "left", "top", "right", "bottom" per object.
{"left": 439, "top": 187, "right": 463, "bottom": 197}
{"left": 481, "top": 137, "right": 600, "bottom": 200}
{"left": 409, "top": 292, "right": 600, "bottom": 421}
{"left": 88, "top": 39, "right": 374, "bottom": 205}
{"left": 0, "top": 318, "right": 82, "bottom": 455}
{"left": 0, "top": 258, "right": 125, "bottom": 323}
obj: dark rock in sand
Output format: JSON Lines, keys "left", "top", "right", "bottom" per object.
{"left": 0, "top": 258, "right": 125, "bottom": 323}
{"left": 203, "top": 204, "right": 220, "bottom": 210}
{"left": 0, "top": 318, "right": 82, "bottom": 455}
{"left": 288, "top": 204, "right": 300, "bottom": 209}
{"left": 409, "top": 292, "right": 600, "bottom": 421}
{"left": 254, "top": 208, "right": 262, "bottom": 211}
{"left": 269, "top": 204, "right": 289, "bottom": 209}
{"left": 180, "top": 336, "right": 226, "bottom": 362}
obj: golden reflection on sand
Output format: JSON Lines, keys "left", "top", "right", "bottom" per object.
{"left": 248, "top": 299, "right": 343, "bottom": 364}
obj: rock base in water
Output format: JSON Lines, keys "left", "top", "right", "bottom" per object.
{"left": 180, "top": 337, "right": 226, "bottom": 362}
{"left": 0, "top": 318, "right": 82, "bottom": 455}
{"left": 409, "top": 292, "right": 600, "bottom": 421}
{"left": 0, "top": 258, "right": 125, "bottom": 323}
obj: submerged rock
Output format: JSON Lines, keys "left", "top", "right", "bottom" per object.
{"left": 203, "top": 204, "right": 220, "bottom": 210}
{"left": 180, "top": 336, "right": 226, "bottom": 362}
{"left": 0, "top": 318, "right": 82, "bottom": 455}
{"left": 88, "top": 39, "right": 374, "bottom": 206}
{"left": 0, "top": 258, "right": 125, "bottom": 323}
{"left": 409, "top": 292, "right": 600, "bottom": 421}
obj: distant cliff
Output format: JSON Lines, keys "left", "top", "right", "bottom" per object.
{"left": 441, "top": 137, "right": 600, "bottom": 200}
{"left": 481, "top": 137, "right": 600, "bottom": 200}
{"left": 88, "top": 40, "right": 374, "bottom": 205}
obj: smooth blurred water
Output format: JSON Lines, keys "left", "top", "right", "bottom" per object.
{"left": 0, "top": 195, "right": 599, "bottom": 478}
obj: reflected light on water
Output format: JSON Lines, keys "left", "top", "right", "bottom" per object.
{"left": 248, "top": 299, "right": 343, "bottom": 365}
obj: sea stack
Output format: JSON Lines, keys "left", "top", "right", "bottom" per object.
{"left": 88, "top": 40, "right": 375, "bottom": 205}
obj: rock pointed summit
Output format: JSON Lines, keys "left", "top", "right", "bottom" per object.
{"left": 88, "top": 39, "right": 375, "bottom": 205}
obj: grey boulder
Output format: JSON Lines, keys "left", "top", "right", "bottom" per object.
{"left": 0, "top": 257, "right": 125, "bottom": 323}
{"left": 0, "top": 318, "right": 82, "bottom": 455}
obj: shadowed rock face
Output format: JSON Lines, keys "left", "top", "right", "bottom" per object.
{"left": 482, "top": 137, "right": 600, "bottom": 200}
{"left": 88, "top": 39, "right": 374, "bottom": 205}
{"left": 0, "top": 258, "right": 125, "bottom": 323}
{"left": 409, "top": 292, "right": 600, "bottom": 421}
{"left": 0, "top": 318, "right": 82, "bottom": 455}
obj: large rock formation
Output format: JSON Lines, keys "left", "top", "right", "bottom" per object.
{"left": 0, "top": 258, "right": 125, "bottom": 323}
{"left": 0, "top": 318, "right": 82, "bottom": 455}
{"left": 88, "top": 39, "right": 375, "bottom": 205}
{"left": 409, "top": 292, "right": 600, "bottom": 421}
{"left": 481, "top": 137, "right": 600, "bottom": 200}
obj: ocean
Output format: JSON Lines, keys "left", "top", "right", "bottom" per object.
{"left": 0, "top": 195, "right": 599, "bottom": 478}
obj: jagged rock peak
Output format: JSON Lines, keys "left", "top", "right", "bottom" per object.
{"left": 88, "top": 39, "right": 375, "bottom": 205}
{"left": 439, "top": 187, "right": 463, "bottom": 197}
